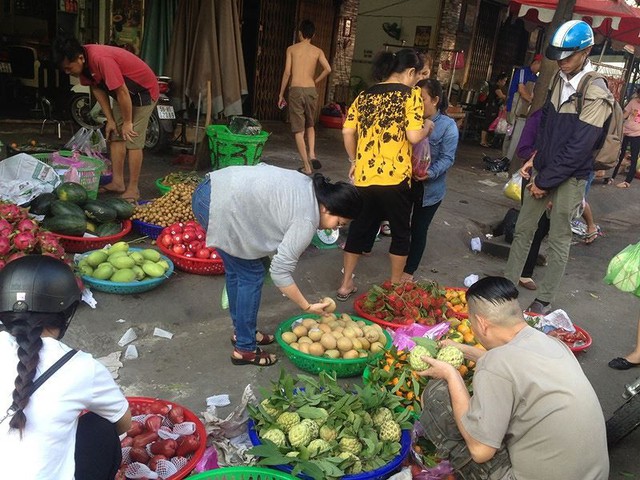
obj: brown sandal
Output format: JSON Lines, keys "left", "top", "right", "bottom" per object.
{"left": 230, "top": 331, "right": 275, "bottom": 346}
{"left": 230, "top": 347, "right": 277, "bottom": 366}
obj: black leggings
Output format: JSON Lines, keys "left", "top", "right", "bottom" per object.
{"left": 611, "top": 135, "right": 640, "bottom": 184}
{"left": 75, "top": 412, "right": 122, "bottom": 480}
{"left": 404, "top": 181, "right": 441, "bottom": 275}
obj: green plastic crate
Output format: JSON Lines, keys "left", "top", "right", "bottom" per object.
{"left": 206, "top": 124, "right": 269, "bottom": 170}
{"left": 189, "top": 466, "right": 297, "bottom": 480}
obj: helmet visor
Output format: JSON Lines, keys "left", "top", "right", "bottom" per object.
{"left": 545, "top": 44, "right": 580, "bottom": 61}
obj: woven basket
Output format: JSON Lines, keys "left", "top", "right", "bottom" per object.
{"left": 126, "top": 396, "right": 206, "bottom": 480}
{"left": 156, "top": 241, "right": 224, "bottom": 275}
{"left": 276, "top": 314, "right": 391, "bottom": 377}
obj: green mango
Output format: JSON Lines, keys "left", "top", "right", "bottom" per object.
{"left": 142, "top": 262, "right": 165, "bottom": 278}
{"left": 110, "top": 269, "right": 136, "bottom": 283}
{"left": 86, "top": 250, "right": 108, "bottom": 268}
{"left": 109, "top": 256, "right": 136, "bottom": 270}
{"left": 92, "top": 264, "right": 114, "bottom": 280}
{"left": 107, "top": 241, "right": 129, "bottom": 255}
{"left": 140, "top": 248, "right": 161, "bottom": 262}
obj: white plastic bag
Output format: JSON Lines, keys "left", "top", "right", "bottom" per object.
{"left": 0, "top": 153, "right": 61, "bottom": 205}
{"left": 495, "top": 117, "right": 510, "bottom": 135}
{"left": 503, "top": 172, "right": 522, "bottom": 202}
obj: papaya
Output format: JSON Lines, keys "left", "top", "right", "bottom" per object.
{"left": 55, "top": 182, "right": 88, "bottom": 205}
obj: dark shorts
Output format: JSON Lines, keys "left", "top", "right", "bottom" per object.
{"left": 344, "top": 180, "right": 412, "bottom": 256}
{"left": 288, "top": 87, "right": 318, "bottom": 133}
{"left": 419, "top": 380, "right": 514, "bottom": 480}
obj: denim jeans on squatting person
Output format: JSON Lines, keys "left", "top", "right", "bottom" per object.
{"left": 192, "top": 178, "right": 266, "bottom": 353}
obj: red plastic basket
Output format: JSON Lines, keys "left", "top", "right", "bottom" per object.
{"left": 353, "top": 293, "right": 414, "bottom": 330}
{"left": 52, "top": 220, "right": 132, "bottom": 253}
{"left": 156, "top": 241, "right": 225, "bottom": 275}
{"left": 523, "top": 313, "right": 592, "bottom": 353}
{"left": 126, "top": 396, "right": 207, "bottom": 480}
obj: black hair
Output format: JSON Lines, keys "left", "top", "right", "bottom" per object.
{"left": 496, "top": 72, "right": 509, "bottom": 82}
{"left": 416, "top": 78, "right": 448, "bottom": 113}
{"left": 51, "top": 34, "right": 84, "bottom": 66}
{"left": 299, "top": 20, "right": 315, "bottom": 39}
{"left": 1, "top": 307, "right": 76, "bottom": 437}
{"left": 371, "top": 48, "right": 424, "bottom": 83}
{"left": 312, "top": 174, "right": 362, "bottom": 219}
{"left": 466, "top": 276, "right": 519, "bottom": 306}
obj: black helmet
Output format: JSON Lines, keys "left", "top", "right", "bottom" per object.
{"left": 0, "top": 255, "right": 81, "bottom": 314}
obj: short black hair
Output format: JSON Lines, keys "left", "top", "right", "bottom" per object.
{"left": 52, "top": 35, "right": 84, "bottom": 66}
{"left": 496, "top": 72, "right": 509, "bottom": 82}
{"left": 312, "top": 173, "right": 362, "bottom": 219}
{"left": 299, "top": 20, "right": 315, "bottom": 39}
{"left": 467, "top": 276, "right": 519, "bottom": 306}
{"left": 371, "top": 48, "right": 424, "bottom": 83}
{"left": 416, "top": 78, "right": 448, "bottom": 113}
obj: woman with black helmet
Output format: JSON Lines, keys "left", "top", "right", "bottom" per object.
{"left": 0, "top": 256, "right": 131, "bottom": 480}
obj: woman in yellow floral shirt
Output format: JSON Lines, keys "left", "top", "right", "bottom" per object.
{"left": 337, "top": 49, "right": 433, "bottom": 300}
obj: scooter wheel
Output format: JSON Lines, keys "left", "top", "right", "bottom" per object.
{"left": 606, "top": 392, "right": 640, "bottom": 446}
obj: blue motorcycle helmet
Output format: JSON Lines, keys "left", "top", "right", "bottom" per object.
{"left": 546, "top": 20, "right": 594, "bottom": 61}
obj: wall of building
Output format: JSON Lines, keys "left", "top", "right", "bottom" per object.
{"left": 350, "top": 0, "right": 442, "bottom": 88}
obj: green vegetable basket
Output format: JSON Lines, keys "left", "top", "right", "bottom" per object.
{"left": 276, "top": 314, "right": 392, "bottom": 378}
{"left": 206, "top": 124, "right": 269, "bottom": 170}
{"left": 189, "top": 467, "right": 297, "bottom": 479}
{"left": 33, "top": 150, "right": 105, "bottom": 200}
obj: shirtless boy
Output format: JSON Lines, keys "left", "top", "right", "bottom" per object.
{"left": 278, "top": 20, "right": 332, "bottom": 175}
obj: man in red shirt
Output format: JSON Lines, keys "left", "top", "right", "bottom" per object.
{"left": 53, "top": 36, "right": 159, "bottom": 201}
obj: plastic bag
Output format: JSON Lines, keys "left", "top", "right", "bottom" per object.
{"left": 495, "top": 117, "right": 510, "bottom": 135}
{"left": 412, "top": 139, "right": 431, "bottom": 178}
{"left": 228, "top": 116, "right": 262, "bottom": 135}
{"left": 604, "top": 241, "right": 640, "bottom": 295}
{"left": 0, "top": 153, "right": 60, "bottom": 205}
{"left": 503, "top": 172, "right": 522, "bottom": 202}
{"left": 393, "top": 322, "right": 451, "bottom": 351}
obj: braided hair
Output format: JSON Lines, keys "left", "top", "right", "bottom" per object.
{"left": 1, "top": 309, "right": 74, "bottom": 437}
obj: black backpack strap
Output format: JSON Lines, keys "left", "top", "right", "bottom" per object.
{"left": 7, "top": 349, "right": 78, "bottom": 414}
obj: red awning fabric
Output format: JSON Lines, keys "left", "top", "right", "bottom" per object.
{"left": 509, "top": 0, "right": 640, "bottom": 47}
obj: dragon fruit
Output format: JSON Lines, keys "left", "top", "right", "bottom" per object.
{"left": 16, "top": 218, "right": 38, "bottom": 233}
{"left": 0, "top": 219, "right": 12, "bottom": 237}
{"left": 12, "top": 231, "right": 36, "bottom": 252}
{"left": 0, "top": 203, "right": 24, "bottom": 223}
{"left": 0, "top": 236, "right": 11, "bottom": 256}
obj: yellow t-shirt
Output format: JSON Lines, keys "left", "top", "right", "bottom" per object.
{"left": 344, "top": 83, "right": 424, "bottom": 186}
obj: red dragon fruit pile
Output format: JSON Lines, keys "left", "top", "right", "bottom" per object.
{"left": 0, "top": 201, "right": 68, "bottom": 271}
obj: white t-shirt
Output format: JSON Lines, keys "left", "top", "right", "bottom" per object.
{"left": 0, "top": 331, "right": 128, "bottom": 480}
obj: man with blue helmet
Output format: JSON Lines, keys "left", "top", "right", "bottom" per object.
{"left": 505, "top": 20, "right": 614, "bottom": 314}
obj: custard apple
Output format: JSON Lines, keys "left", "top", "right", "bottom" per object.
{"left": 288, "top": 422, "right": 312, "bottom": 448}
{"left": 338, "top": 452, "right": 363, "bottom": 474}
{"left": 372, "top": 407, "right": 393, "bottom": 427}
{"left": 436, "top": 345, "right": 464, "bottom": 368}
{"left": 260, "top": 399, "right": 281, "bottom": 418}
{"left": 313, "top": 407, "right": 329, "bottom": 426}
{"left": 319, "top": 424, "right": 337, "bottom": 442}
{"left": 307, "top": 438, "right": 331, "bottom": 458}
{"left": 261, "top": 428, "right": 286, "bottom": 448}
{"left": 276, "top": 412, "right": 300, "bottom": 433}
{"left": 301, "top": 418, "right": 319, "bottom": 440}
{"left": 379, "top": 420, "right": 401, "bottom": 442}
{"left": 339, "top": 436, "right": 362, "bottom": 455}
{"left": 409, "top": 345, "right": 432, "bottom": 370}
{"left": 361, "top": 411, "right": 373, "bottom": 425}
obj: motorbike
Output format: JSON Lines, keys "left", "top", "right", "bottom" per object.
{"left": 606, "top": 374, "right": 640, "bottom": 445}
{"left": 68, "top": 75, "right": 176, "bottom": 152}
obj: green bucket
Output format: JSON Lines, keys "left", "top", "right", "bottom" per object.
{"left": 189, "top": 466, "right": 298, "bottom": 479}
{"left": 206, "top": 124, "right": 269, "bottom": 170}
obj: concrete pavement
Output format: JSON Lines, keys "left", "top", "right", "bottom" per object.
{"left": 1, "top": 119, "right": 639, "bottom": 478}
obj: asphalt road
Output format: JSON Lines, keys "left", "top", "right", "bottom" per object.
{"left": 2, "top": 119, "right": 639, "bottom": 478}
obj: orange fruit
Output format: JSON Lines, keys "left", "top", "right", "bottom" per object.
{"left": 458, "top": 364, "right": 469, "bottom": 376}
{"left": 457, "top": 323, "right": 470, "bottom": 334}
{"left": 463, "top": 332, "right": 475, "bottom": 344}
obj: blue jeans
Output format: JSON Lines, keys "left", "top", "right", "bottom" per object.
{"left": 191, "top": 177, "right": 266, "bottom": 352}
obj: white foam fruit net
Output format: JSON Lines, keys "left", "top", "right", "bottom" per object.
{"left": 172, "top": 421, "right": 196, "bottom": 436}
{"left": 125, "top": 462, "right": 159, "bottom": 479}
{"left": 154, "top": 459, "right": 179, "bottom": 479}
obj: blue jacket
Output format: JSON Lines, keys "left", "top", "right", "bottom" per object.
{"left": 534, "top": 71, "right": 613, "bottom": 190}
{"left": 419, "top": 112, "right": 459, "bottom": 206}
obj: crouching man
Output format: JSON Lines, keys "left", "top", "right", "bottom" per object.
{"left": 416, "top": 276, "right": 609, "bottom": 480}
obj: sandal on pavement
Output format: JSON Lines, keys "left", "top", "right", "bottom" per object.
{"left": 311, "top": 159, "right": 322, "bottom": 170}
{"left": 608, "top": 357, "right": 640, "bottom": 370}
{"left": 336, "top": 287, "right": 358, "bottom": 302}
{"left": 231, "top": 331, "right": 275, "bottom": 346}
{"left": 230, "top": 347, "right": 277, "bottom": 366}
{"left": 380, "top": 222, "right": 391, "bottom": 236}
{"left": 616, "top": 181, "right": 630, "bottom": 188}
{"left": 98, "top": 185, "right": 125, "bottom": 195}
{"left": 518, "top": 278, "right": 537, "bottom": 290}
{"left": 297, "top": 167, "right": 312, "bottom": 176}
{"left": 603, "top": 178, "right": 613, "bottom": 185}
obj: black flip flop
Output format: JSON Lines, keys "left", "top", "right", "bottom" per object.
{"left": 608, "top": 357, "right": 640, "bottom": 370}
{"left": 336, "top": 287, "right": 357, "bottom": 302}
{"left": 311, "top": 159, "right": 322, "bottom": 170}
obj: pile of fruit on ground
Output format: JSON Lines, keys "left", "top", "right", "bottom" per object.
{"left": 358, "top": 281, "right": 468, "bottom": 325}
{"left": 249, "top": 371, "right": 413, "bottom": 480}
{"left": 132, "top": 183, "right": 196, "bottom": 227}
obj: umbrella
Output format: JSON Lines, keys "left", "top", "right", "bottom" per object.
{"left": 509, "top": 0, "right": 640, "bottom": 47}
{"left": 139, "top": 0, "right": 179, "bottom": 75}
{"left": 165, "top": 0, "right": 247, "bottom": 116}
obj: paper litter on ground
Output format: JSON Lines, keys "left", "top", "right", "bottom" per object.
{"left": 81, "top": 288, "right": 97, "bottom": 308}
{"left": 201, "top": 384, "right": 257, "bottom": 467}
{"left": 124, "top": 344, "right": 139, "bottom": 360}
{"left": 464, "top": 274, "right": 479, "bottom": 287}
{"left": 478, "top": 179, "right": 499, "bottom": 187}
{"left": 207, "top": 394, "right": 231, "bottom": 408}
{"left": 97, "top": 351, "right": 123, "bottom": 379}
{"left": 153, "top": 327, "right": 174, "bottom": 339}
{"left": 118, "top": 327, "right": 137, "bottom": 346}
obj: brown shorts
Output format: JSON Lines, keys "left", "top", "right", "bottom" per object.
{"left": 111, "top": 102, "right": 157, "bottom": 150}
{"left": 288, "top": 87, "right": 318, "bottom": 133}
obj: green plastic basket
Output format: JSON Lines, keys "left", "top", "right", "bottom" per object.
{"left": 206, "top": 124, "right": 269, "bottom": 170}
{"left": 155, "top": 177, "right": 171, "bottom": 195}
{"left": 276, "top": 314, "right": 392, "bottom": 377}
{"left": 189, "top": 467, "right": 297, "bottom": 480}
{"left": 33, "top": 150, "right": 105, "bottom": 200}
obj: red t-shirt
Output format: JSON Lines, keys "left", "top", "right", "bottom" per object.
{"left": 79, "top": 44, "right": 159, "bottom": 106}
